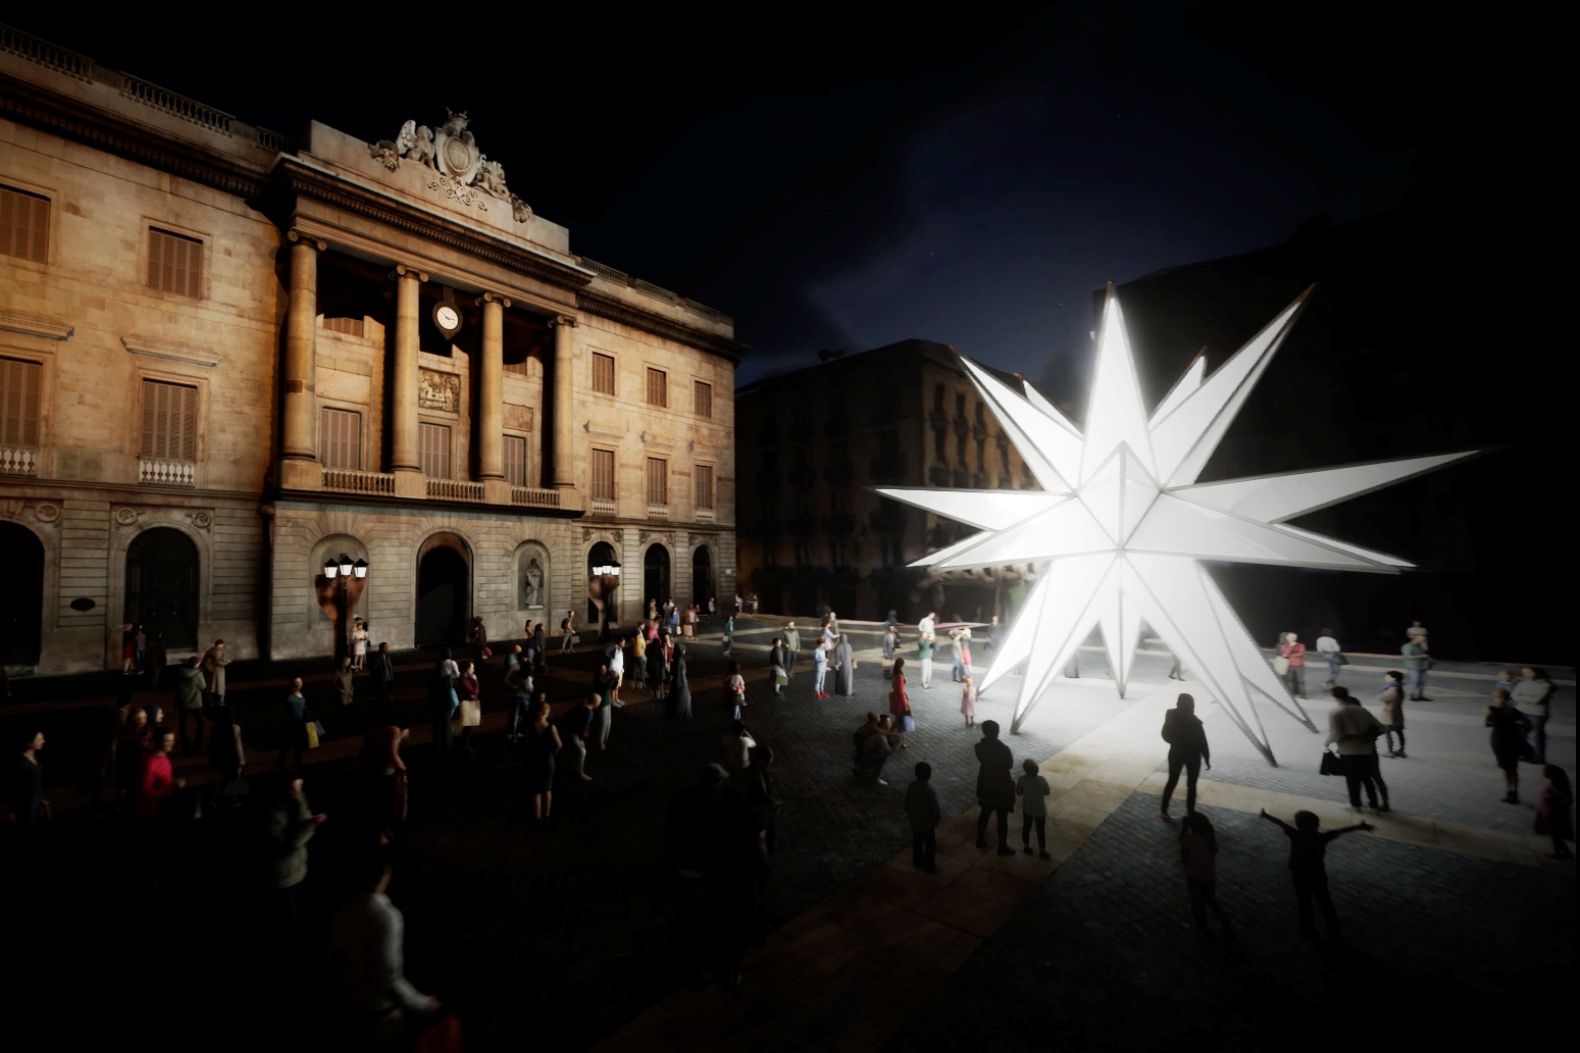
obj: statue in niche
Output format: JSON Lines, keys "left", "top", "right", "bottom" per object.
{"left": 524, "top": 559, "right": 544, "bottom": 609}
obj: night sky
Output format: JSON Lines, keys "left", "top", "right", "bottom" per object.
{"left": 14, "top": 6, "right": 1495, "bottom": 391}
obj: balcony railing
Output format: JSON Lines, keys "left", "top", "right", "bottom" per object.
{"left": 323, "top": 469, "right": 395, "bottom": 494}
{"left": 427, "top": 478, "right": 484, "bottom": 502}
{"left": 139, "top": 458, "right": 196, "bottom": 486}
{"left": 589, "top": 498, "right": 616, "bottom": 517}
{"left": 0, "top": 446, "right": 39, "bottom": 476}
{"left": 510, "top": 487, "right": 561, "bottom": 509}
{"left": 647, "top": 503, "right": 669, "bottom": 519}
{"left": 695, "top": 506, "right": 715, "bottom": 521}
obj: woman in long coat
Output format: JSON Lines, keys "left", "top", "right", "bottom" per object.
{"left": 769, "top": 638, "right": 788, "bottom": 697}
{"left": 667, "top": 644, "right": 693, "bottom": 721}
{"left": 833, "top": 634, "right": 856, "bottom": 695}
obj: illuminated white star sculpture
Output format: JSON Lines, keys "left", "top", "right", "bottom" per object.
{"left": 877, "top": 285, "right": 1476, "bottom": 765}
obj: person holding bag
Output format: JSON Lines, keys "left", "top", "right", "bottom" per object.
{"left": 455, "top": 661, "right": 481, "bottom": 757}
{"left": 1326, "top": 686, "right": 1388, "bottom": 814}
{"left": 888, "top": 658, "right": 913, "bottom": 746}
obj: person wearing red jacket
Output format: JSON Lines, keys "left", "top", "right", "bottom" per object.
{"left": 136, "top": 731, "right": 184, "bottom": 819}
{"left": 1279, "top": 632, "right": 1309, "bottom": 700}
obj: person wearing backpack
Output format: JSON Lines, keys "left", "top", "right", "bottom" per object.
{"left": 1159, "top": 693, "right": 1210, "bottom": 823}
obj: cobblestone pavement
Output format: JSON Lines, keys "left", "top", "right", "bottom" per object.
{"left": 879, "top": 792, "right": 1577, "bottom": 1052}
{"left": 4, "top": 618, "right": 1572, "bottom": 1050}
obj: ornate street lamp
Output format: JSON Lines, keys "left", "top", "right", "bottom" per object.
{"left": 316, "top": 552, "right": 369, "bottom": 663}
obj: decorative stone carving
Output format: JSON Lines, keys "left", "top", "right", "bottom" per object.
{"left": 524, "top": 558, "right": 544, "bottom": 609}
{"left": 190, "top": 510, "right": 213, "bottom": 530}
{"left": 115, "top": 507, "right": 139, "bottom": 526}
{"left": 418, "top": 369, "right": 460, "bottom": 412}
{"left": 373, "top": 111, "right": 531, "bottom": 223}
{"left": 34, "top": 503, "right": 60, "bottom": 523}
{"left": 504, "top": 404, "right": 534, "bottom": 431}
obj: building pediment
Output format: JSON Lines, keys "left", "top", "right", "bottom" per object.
{"left": 367, "top": 110, "right": 532, "bottom": 225}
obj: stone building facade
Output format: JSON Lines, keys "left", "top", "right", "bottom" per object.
{"left": 0, "top": 27, "right": 740, "bottom": 675}
{"left": 735, "top": 340, "right": 1050, "bottom": 623}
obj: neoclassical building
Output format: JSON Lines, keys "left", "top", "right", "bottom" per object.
{"left": 0, "top": 27, "right": 740, "bottom": 675}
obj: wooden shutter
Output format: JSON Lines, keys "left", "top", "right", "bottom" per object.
{"left": 695, "top": 464, "right": 714, "bottom": 510}
{"left": 694, "top": 380, "right": 712, "bottom": 418}
{"left": 148, "top": 229, "right": 203, "bottom": 297}
{"left": 591, "top": 448, "right": 615, "bottom": 500}
{"left": 646, "top": 457, "right": 667, "bottom": 505}
{"left": 503, "top": 435, "right": 527, "bottom": 486}
{"left": 319, "top": 408, "right": 361, "bottom": 470}
{"left": 646, "top": 368, "right": 667, "bottom": 407}
{"left": 322, "top": 316, "right": 364, "bottom": 337}
{"left": 1, "top": 357, "right": 42, "bottom": 446}
{"left": 0, "top": 186, "right": 50, "bottom": 263}
{"left": 592, "top": 353, "right": 615, "bottom": 395}
{"left": 141, "top": 379, "right": 198, "bottom": 460}
{"left": 420, "top": 422, "right": 451, "bottom": 478}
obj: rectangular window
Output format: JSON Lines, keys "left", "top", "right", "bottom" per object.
{"left": 419, "top": 422, "right": 451, "bottom": 479}
{"left": 503, "top": 435, "right": 527, "bottom": 486}
{"left": 695, "top": 464, "right": 714, "bottom": 510}
{"left": 0, "top": 185, "right": 50, "bottom": 263}
{"left": 591, "top": 352, "right": 616, "bottom": 395}
{"left": 1, "top": 357, "right": 43, "bottom": 446}
{"left": 590, "top": 448, "right": 616, "bottom": 500}
{"left": 141, "top": 379, "right": 198, "bottom": 461}
{"left": 322, "top": 316, "right": 364, "bottom": 337}
{"left": 147, "top": 228, "right": 203, "bottom": 298}
{"left": 318, "top": 407, "right": 362, "bottom": 470}
{"left": 693, "top": 380, "right": 713, "bottom": 418}
{"left": 504, "top": 356, "right": 532, "bottom": 377}
{"left": 646, "top": 457, "right": 668, "bottom": 505}
{"left": 646, "top": 368, "right": 668, "bottom": 408}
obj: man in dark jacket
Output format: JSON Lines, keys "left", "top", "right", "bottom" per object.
{"left": 1159, "top": 693, "right": 1210, "bottom": 822}
{"left": 974, "top": 721, "right": 1016, "bottom": 855}
{"left": 172, "top": 656, "right": 208, "bottom": 753}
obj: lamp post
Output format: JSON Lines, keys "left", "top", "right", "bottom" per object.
{"left": 316, "top": 553, "right": 369, "bottom": 663}
{"left": 588, "top": 561, "right": 621, "bottom": 644}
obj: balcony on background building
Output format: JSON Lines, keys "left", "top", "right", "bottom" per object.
{"left": 323, "top": 469, "right": 395, "bottom": 495}
{"left": 647, "top": 502, "right": 669, "bottom": 519}
{"left": 695, "top": 506, "right": 715, "bottom": 521}
{"left": 510, "top": 487, "right": 561, "bottom": 509}
{"left": 427, "top": 478, "right": 484, "bottom": 502}
{"left": 590, "top": 498, "right": 617, "bottom": 517}
{"left": 139, "top": 458, "right": 196, "bottom": 486}
{"left": 1, "top": 446, "right": 38, "bottom": 476}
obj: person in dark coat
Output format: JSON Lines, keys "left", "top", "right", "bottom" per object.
{"left": 1486, "top": 688, "right": 1532, "bottom": 804}
{"left": 832, "top": 634, "right": 855, "bottom": 695}
{"left": 667, "top": 645, "right": 693, "bottom": 721}
{"left": 648, "top": 629, "right": 667, "bottom": 700}
{"left": 1159, "top": 693, "right": 1211, "bottom": 822}
{"left": 974, "top": 720, "right": 1016, "bottom": 855}
{"left": 207, "top": 706, "right": 246, "bottom": 807}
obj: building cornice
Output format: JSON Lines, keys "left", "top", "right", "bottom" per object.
{"left": 576, "top": 287, "right": 748, "bottom": 365}
{"left": 0, "top": 68, "right": 274, "bottom": 201}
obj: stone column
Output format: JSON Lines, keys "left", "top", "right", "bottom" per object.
{"left": 279, "top": 232, "right": 325, "bottom": 490}
{"left": 479, "top": 293, "right": 510, "bottom": 504}
{"left": 549, "top": 314, "right": 577, "bottom": 492}
{"left": 391, "top": 265, "right": 426, "bottom": 498}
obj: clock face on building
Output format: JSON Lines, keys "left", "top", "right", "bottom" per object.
{"left": 434, "top": 303, "right": 460, "bottom": 335}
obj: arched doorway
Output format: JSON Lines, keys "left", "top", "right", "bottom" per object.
{"left": 692, "top": 546, "right": 713, "bottom": 612}
{"left": 1, "top": 522, "right": 44, "bottom": 664}
{"left": 416, "top": 534, "right": 470, "bottom": 646}
{"left": 586, "top": 541, "right": 617, "bottom": 624}
{"left": 126, "top": 527, "right": 200, "bottom": 650}
{"left": 644, "top": 544, "right": 671, "bottom": 613}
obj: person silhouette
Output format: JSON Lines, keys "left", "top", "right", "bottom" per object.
{"left": 1159, "top": 693, "right": 1210, "bottom": 822}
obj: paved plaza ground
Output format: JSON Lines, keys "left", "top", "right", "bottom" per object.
{"left": 2, "top": 617, "right": 1573, "bottom": 1049}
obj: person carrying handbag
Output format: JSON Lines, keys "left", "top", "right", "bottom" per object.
{"left": 1326, "top": 686, "right": 1389, "bottom": 814}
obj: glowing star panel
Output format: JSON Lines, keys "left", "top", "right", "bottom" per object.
{"left": 879, "top": 287, "right": 1477, "bottom": 764}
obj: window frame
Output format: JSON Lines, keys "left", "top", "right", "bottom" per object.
{"left": 138, "top": 376, "right": 200, "bottom": 463}
{"left": 418, "top": 420, "right": 453, "bottom": 479}
{"left": 318, "top": 405, "right": 364, "bottom": 471}
{"left": 143, "top": 223, "right": 208, "bottom": 300}
{"left": 0, "top": 354, "right": 45, "bottom": 448}
{"left": 503, "top": 433, "right": 529, "bottom": 487}
{"left": 646, "top": 367, "right": 668, "bottom": 409}
{"left": 0, "top": 182, "right": 53, "bottom": 265}
{"left": 646, "top": 456, "right": 669, "bottom": 507}
{"left": 590, "top": 447, "right": 617, "bottom": 501}
{"left": 693, "top": 379, "right": 713, "bottom": 419}
{"left": 590, "top": 351, "right": 616, "bottom": 396}
{"left": 693, "top": 463, "right": 715, "bottom": 512}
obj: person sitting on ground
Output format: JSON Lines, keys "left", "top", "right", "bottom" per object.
{"left": 853, "top": 713, "right": 902, "bottom": 785}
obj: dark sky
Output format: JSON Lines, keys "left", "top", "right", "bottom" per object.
{"left": 14, "top": 5, "right": 1493, "bottom": 392}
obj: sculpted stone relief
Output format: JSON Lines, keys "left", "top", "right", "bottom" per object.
{"left": 369, "top": 110, "right": 533, "bottom": 223}
{"left": 418, "top": 369, "right": 460, "bottom": 412}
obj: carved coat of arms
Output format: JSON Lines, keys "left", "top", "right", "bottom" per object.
{"left": 370, "top": 110, "right": 533, "bottom": 223}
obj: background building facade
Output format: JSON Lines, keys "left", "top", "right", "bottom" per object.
{"left": 0, "top": 27, "right": 740, "bottom": 674}
{"left": 735, "top": 340, "right": 1054, "bottom": 622}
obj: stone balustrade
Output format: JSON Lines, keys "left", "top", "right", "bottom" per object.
{"left": 510, "top": 487, "right": 561, "bottom": 509}
{"left": 647, "top": 503, "right": 669, "bottom": 518}
{"left": 0, "top": 446, "right": 39, "bottom": 476}
{"left": 138, "top": 458, "right": 196, "bottom": 486}
{"left": 322, "top": 469, "right": 395, "bottom": 495}
{"left": 590, "top": 498, "right": 617, "bottom": 518}
{"left": 427, "top": 478, "right": 484, "bottom": 502}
